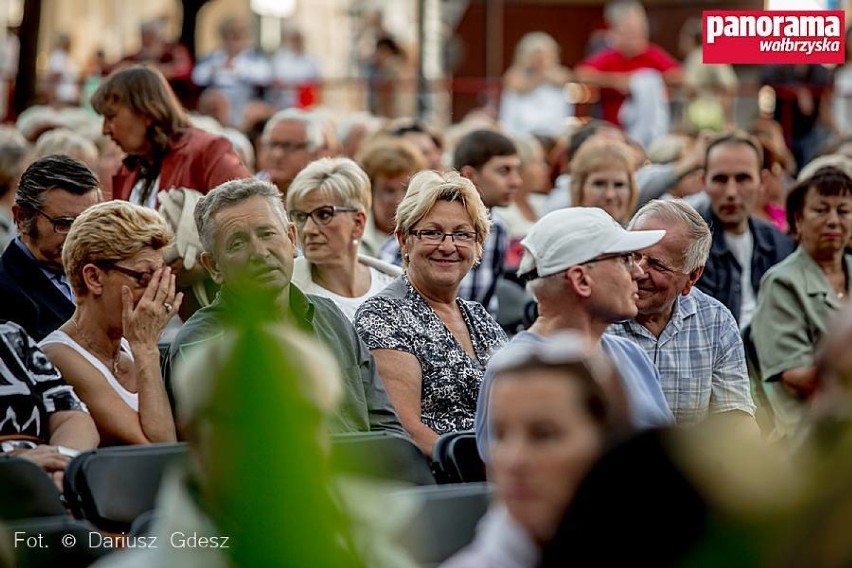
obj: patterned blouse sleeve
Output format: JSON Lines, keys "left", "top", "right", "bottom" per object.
{"left": 354, "top": 296, "right": 417, "bottom": 355}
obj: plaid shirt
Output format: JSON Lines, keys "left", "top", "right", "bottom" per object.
{"left": 378, "top": 214, "right": 508, "bottom": 317}
{"left": 607, "top": 287, "right": 755, "bottom": 426}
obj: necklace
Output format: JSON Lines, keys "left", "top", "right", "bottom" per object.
{"left": 69, "top": 318, "right": 121, "bottom": 376}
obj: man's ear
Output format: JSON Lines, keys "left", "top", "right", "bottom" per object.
{"left": 567, "top": 266, "right": 593, "bottom": 299}
{"left": 11, "top": 203, "right": 27, "bottom": 233}
{"left": 200, "top": 252, "right": 223, "bottom": 285}
{"left": 460, "top": 165, "right": 478, "bottom": 182}
{"left": 681, "top": 265, "right": 704, "bottom": 296}
{"left": 287, "top": 222, "right": 298, "bottom": 257}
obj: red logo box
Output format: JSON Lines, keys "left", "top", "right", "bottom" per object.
{"left": 703, "top": 10, "right": 845, "bottom": 64}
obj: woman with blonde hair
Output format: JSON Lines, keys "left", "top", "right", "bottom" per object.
{"left": 570, "top": 137, "right": 639, "bottom": 225}
{"left": 354, "top": 170, "right": 507, "bottom": 455}
{"left": 500, "top": 32, "right": 572, "bottom": 137}
{"left": 287, "top": 157, "right": 402, "bottom": 321}
{"left": 40, "top": 201, "right": 181, "bottom": 445}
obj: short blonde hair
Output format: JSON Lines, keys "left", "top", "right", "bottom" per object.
{"left": 512, "top": 32, "right": 560, "bottom": 69}
{"left": 63, "top": 201, "right": 173, "bottom": 296}
{"left": 285, "top": 157, "right": 372, "bottom": 213}
{"left": 570, "top": 138, "right": 638, "bottom": 223}
{"left": 356, "top": 136, "right": 426, "bottom": 185}
{"left": 395, "top": 170, "right": 490, "bottom": 267}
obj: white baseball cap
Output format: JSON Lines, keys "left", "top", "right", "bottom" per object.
{"left": 517, "top": 208, "right": 666, "bottom": 281}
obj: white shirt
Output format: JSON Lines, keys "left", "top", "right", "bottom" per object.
{"left": 724, "top": 229, "right": 755, "bottom": 329}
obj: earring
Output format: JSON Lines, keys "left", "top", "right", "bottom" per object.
{"left": 352, "top": 238, "right": 360, "bottom": 247}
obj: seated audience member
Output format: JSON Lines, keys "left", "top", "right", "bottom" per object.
{"left": 337, "top": 112, "right": 382, "bottom": 160}
{"left": 608, "top": 200, "right": 757, "bottom": 429}
{"left": 0, "top": 155, "right": 100, "bottom": 341}
{"left": 287, "top": 158, "right": 401, "bottom": 320}
{"left": 355, "top": 136, "right": 426, "bottom": 258}
{"left": 40, "top": 202, "right": 180, "bottom": 446}
{"left": 696, "top": 132, "right": 794, "bottom": 329}
{"left": 570, "top": 137, "right": 638, "bottom": 225}
{"left": 445, "top": 333, "right": 629, "bottom": 567}
{"left": 752, "top": 167, "right": 852, "bottom": 440}
{"left": 100, "top": 325, "right": 364, "bottom": 566}
{"left": 476, "top": 207, "right": 674, "bottom": 458}
{"left": 169, "top": 178, "right": 405, "bottom": 436}
{"left": 354, "top": 171, "right": 508, "bottom": 455}
{"left": 495, "top": 134, "right": 551, "bottom": 249}
{"left": 257, "top": 108, "right": 326, "bottom": 198}
{"left": 751, "top": 139, "right": 794, "bottom": 233}
{"left": 0, "top": 127, "right": 30, "bottom": 250}
{"left": 0, "top": 320, "right": 98, "bottom": 485}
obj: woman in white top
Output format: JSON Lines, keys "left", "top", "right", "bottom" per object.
{"left": 40, "top": 201, "right": 180, "bottom": 446}
{"left": 286, "top": 157, "right": 401, "bottom": 321}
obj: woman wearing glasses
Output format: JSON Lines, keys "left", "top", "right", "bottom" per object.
{"left": 354, "top": 170, "right": 508, "bottom": 455}
{"left": 40, "top": 201, "right": 180, "bottom": 446}
{"left": 286, "top": 157, "right": 402, "bottom": 321}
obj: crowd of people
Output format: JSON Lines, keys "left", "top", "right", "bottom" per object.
{"left": 2, "top": 0, "right": 852, "bottom": 565}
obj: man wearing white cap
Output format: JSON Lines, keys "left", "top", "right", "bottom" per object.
{"left": 475, "top": 207, "right": 674, "bottom": 459}
{"left": 608, "top": 199, "right": 756, "bottom": 428}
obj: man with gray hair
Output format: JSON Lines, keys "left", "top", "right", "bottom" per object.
{"left": 257, "top": 108, "right": 326, "bottom": 197}
{"left": 608, "top": 199, "right": 757, "bottom": 428}
{"left": 168, "top": 178, "right": 405, "bottom": 436}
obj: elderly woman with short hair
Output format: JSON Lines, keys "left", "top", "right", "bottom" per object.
{"left": 354, "top": 170, "right": 508, "bottom": 455}
{"left": 40, "top": 201, "right": 181, "bottom": 445}
{"left": 286, "top": 157, "right": 402, "bottom": 321}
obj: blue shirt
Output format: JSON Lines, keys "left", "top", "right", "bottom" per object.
{"left": 475, "top": 330, "right": 674, "bottom": 460}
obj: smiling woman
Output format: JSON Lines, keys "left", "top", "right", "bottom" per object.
{"left": 39, "top": 201, "right": 181, "bottom": 446}
{"left": 354, "top": 170, "right": 508, "bottom": 455}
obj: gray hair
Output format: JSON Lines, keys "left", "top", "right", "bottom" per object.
{"left": 262, "top": 108, "right": 325, "bottom": 153}
{"left": 629, "top": 199, "right": 711, "bottom": 273}
{"left": 526, "top": 271, "right": 565, "bottom": 303}
{"left": 195, "top": 178, "right": 290, "bottom": 257}
{"left": 337, "top": 112, "right": 382, "bottom": 146}
{"left": 33, "top": 128, "right": 99, "bottom": 168}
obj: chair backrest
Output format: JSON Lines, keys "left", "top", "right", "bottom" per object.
{"left": 64, "top": 442, "right": 187, "bottom": 532}
{"left": 0, "top": 454, "right": 65, "bottom": 519}
{"left": 432, "top": 430, "right": 486, "bottom": 484}
{"left": 331, "top": 431, "right": 435, "bottom": 485}
{"left": 6, "top": 516, "right": 111, "bottom": 568}
{"left": 393, "top": 482, "right": 491, "bottom": 565}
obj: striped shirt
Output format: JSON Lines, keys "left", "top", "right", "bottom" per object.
{"left": 607, "top": 287, "right": 755, "bottom": 426}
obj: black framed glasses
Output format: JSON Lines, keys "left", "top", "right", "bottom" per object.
{"left": 96, "top": 262, "right": 155, "bottom": 287}
{"left": 35, "top": 208, "right": 76, "bottom": 234}
{"left": 289, "top": 205, "right": 358, "bottom": 227}
{"left": 410, "top": 229, "right": 478, "bottom": 245}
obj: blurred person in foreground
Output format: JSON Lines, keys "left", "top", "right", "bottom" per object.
{"left": 355, "top": 171, "right": 507, "bottom": 455}
{"left": 287, "top": 158, "right": 401, "bottom": 321}
{"left": 752, "top": 167, "right": 852, "bottom": 440}
{"left": 444, "top": 333, "right": 628, "bottom": 568}
{"left": 0, "top": 155, "right": 100, "bottom": 341}
{"left": 96, "top": 324, "right": 364, "bottom": 567}
{"left": 169, "top": 178, "right": 404, "bottom": 436}
{"left": 40, "top": 201, "right": 180, "bottom": 446}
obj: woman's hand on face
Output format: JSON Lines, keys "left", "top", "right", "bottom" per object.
{"left": 121, "top": 266, "right": 184, "bottom": 347}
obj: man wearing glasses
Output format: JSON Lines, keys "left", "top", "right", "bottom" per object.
{"left": 607, "top": 199, "right": 757, "bottom": 430}
{"left": 257, "top": 109, "right": 326, "bottom": 198}
{"left": 0, "top": 155, "right": 100, "bottom": 340}
{"left": 475, "top": 207, "right": 675, "bottom": 459}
